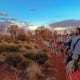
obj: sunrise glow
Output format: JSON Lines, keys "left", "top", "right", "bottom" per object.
{"left": 54, "top": 27, "right": 66, "bottom": 31}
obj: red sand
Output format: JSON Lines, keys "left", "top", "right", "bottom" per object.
{"left": 49, "top": 53, "right": 66, "bottom": 80}
{"left": 0, "top": 70, "right": 19, "bottom": 80}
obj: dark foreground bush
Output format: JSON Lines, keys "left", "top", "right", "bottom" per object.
{"left": 24, "top": 51, "right": 49, "bottom": 65}
{"left": 5, "top": 56, "right": 22, "bottom": 67}
{"left": 17, "top": 59, "right": 32, "bottom": 70}
{"left": 23, "top": 52, "right": 36, "bottom": 60}
{"left": 0, "top": 44, "right": 19, "bottom": 52}
{"left": 6, "top": 45, "right": 19, "bottom": 52}
{"left": 35, "top": 52, "right": 49, "bottom": 65}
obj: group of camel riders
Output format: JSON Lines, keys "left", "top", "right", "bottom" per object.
{"left": 49, "top": 27, "right": 80, "bottom": 80}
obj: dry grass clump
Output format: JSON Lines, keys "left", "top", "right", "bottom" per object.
{"left": 24, "top": 45, "right": 32, "bottom": 49}
{"left": 24, "top": 51, "right": 49, "bottom": 66}
{"left": 5, "top": 55, "right": 22, "bottom": 67}
{"left": 24, "top": 52, "right": 36, "bottom": 60}
{"left": 26, "top": 62, "right": 43, "bottom": 80}
{"left": 16, "top": 59, "right": 31, "bottom": 70}
{"left": 0, "top": 53, "right": 6, "bottom": 62}
{"left": 44, "top": 60, "right": 53, "bottom": 68}
{"left": 0, "top": 39, "right": 51, "bottom": 80}
{"left": 18, "top": 46, "right": 27, "bottom": 52}
{"left": 0, "top": 43, "right": 19, "bottom": 52}
{"left": 35, "top": 52, "right": 49, "bottom": 65}
{"left": 34, "top": 45, "right": 39, "bottom": 49}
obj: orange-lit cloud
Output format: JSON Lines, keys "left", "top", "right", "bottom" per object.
{"left": 27, "top": 26, "right": 38, "bottom": 30}
{"left": 54, "top": 27, "right": 66, "bottom": 31}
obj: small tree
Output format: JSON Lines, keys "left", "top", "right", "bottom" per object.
{"left": 9, "top": 24, "right": 18, "bottom": 39}
{"left": 63, "top": 30, "right": 67, "bottom": 35}
{"left": 17, "top": 28, "right": 28, "bottom": 41}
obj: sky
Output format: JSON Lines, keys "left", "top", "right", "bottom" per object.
{"left": 0, "top": 0, "right": 80, "bottom": 27}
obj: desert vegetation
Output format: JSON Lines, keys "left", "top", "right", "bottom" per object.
{"left": 0, "top": 25, "right": 53, "bottom": 80}
{"left": 0, "top": 24, "right": 66, "bottom": 80}
{"left": 0, "top": 40, "right": 52, "bottom": 80}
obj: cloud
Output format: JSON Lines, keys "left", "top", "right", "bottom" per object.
{"left": 0, "top": 18, "right": 17, "bottom": 21}
{"left": 29, "top": 6, "right": 49, "bottom": 12}
{"left": 0, "top": 12, "right": 8, "bottom": 16}
{"left": 29, "top": 8, "right": 37, "bottom": 12}
{"left": 27, "top": 26, "right": 38, "bottom": 30}
{"left": 0, "top": 20, "right": 13, "bottom": 28}
{"left": 9, "top": 18, "right": 17, "bottom": 21}
{"left": 55, "top": 16, "right": 61, "bottom": 18}
{"left": 0, "top": 18, "right": 8, "bottom": 20}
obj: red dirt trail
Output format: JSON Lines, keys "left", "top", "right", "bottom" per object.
{"left": 36, "top": 40, "right": 66, "bottom": 80}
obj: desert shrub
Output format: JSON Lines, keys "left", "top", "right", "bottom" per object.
{"left": 5, "top": 40, "right": 12, "bottom": 43}
{"left": 43, "top": 60, "right": 53, "bottom": 68}
{"left": 24, "top": 51, "right": 49, "bottom": 65}
{"left": 18, "top": 46, "right": 27, "bottom": 52}
{"left": 0, "top": 40, "right": 2, "bottom": 42}
{"left": 24, "top": 45, "right": 32, "bottom": 49}
{"left": 24, "top": 52, "right": 36, "bottom": 60}
{"left": 0, "top": 35, "right": 4, "bottom": 40}
{"left": 0, "top": 61, "right": 4, "bottom": 65}
{"left": 17, "top": 59, "right": 32, "bottom": 70}
{"left": 0, "top": 44, "right": 6, "bottom": 52}
{"left": 17, "top": 34, "right": 27, "bottom": 41}
{"left": 18, "top": 44, "right": 22, "bottom": 48}
{"left": 2, "top": 52, "right": 18, "bottom": 58}
{"left": 13, "top": 40, "right": 20, "bottom": 44}
{"left": 18, "top": 61, "right": 27, "bottom": 70}
{"left": 5, "top": 55, "right": 22, "bottom": 67}
{"left": 34, "top": 52, "right": 49, "bottom": 65}
{"left": 0, "top": 44, "right": 19, "bottom": 52}
{"left": 17, "top": 28, "right": 28, "bottom": 41}
{"left": 0, "top": 53, "right": 6, "bottom": 62}
{"left": 34, "top": 45, "right": 38, "bottom": 49}
{"left": 6, "top": 45, "right": 19, "bottom": 52}
{"left": 26, "top": 62, "right": 42, "bottom": 80}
